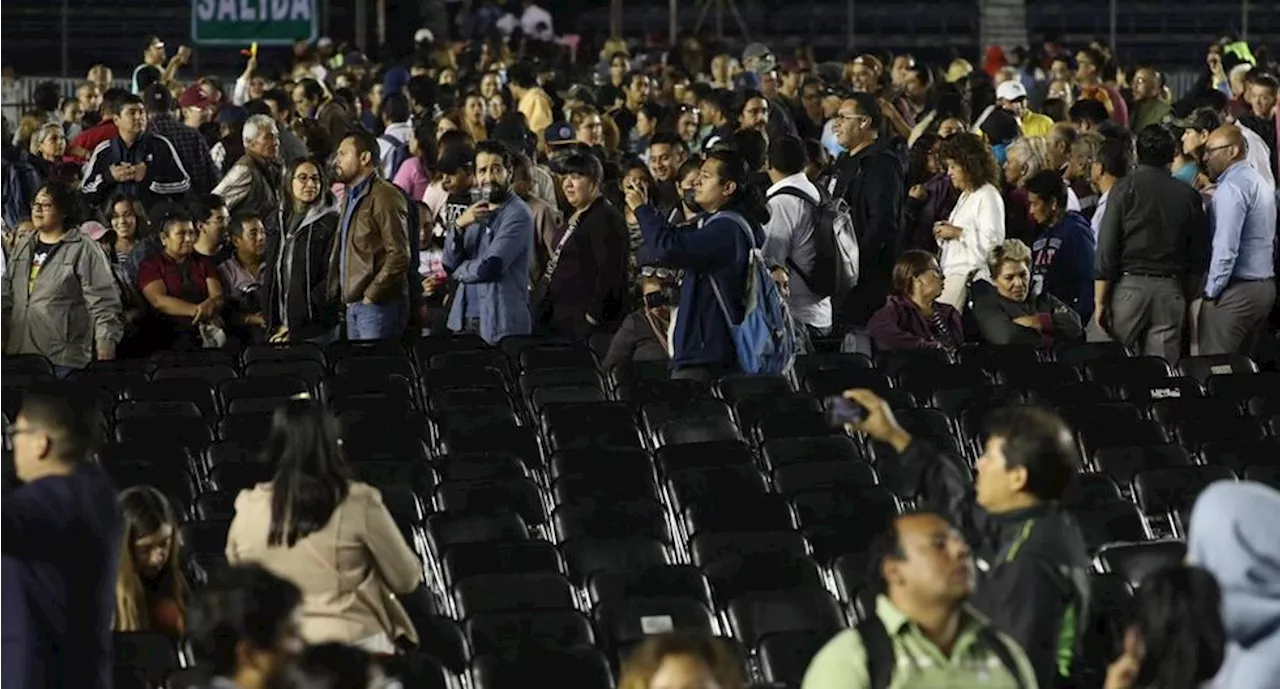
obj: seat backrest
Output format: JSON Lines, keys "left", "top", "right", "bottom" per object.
{"left": 435, "top": 479, "right": 546, "bottom": 527}
{"left": 669, "top": 465, "right": 768, "bottom": 512}
{"left": 553, "top": 499, "right": 669, "bottom": 542}
{"left": 443, "top": 539, "right": 563, "bottom": 585}
{"left": 560, "top": 536, "right": 670, "bottom": 585}
{"left": 1092, "top": 444, "right": 1193, "bottom": 486}
{"left": 471, "top": 648, "right": 614, "bottom": 689}
{"left": 588, "top": 565, "right": 713, "bottom": 608}
{"left": 772, "top": 460, "right": 878, "bottom": 496}
{"left": 1206, "top": 371, "right": 1280, "bottom": 402}
{"left": 1200, "top": 439, "right": 1280, "bottom": 473}
{"left": 1085, "top": 356, "right": 1172, "bottom": 388}
{"left": 426, "top": 509, "right": 529, "bottom": 553}
{"left": 1177, "top": 354, "right": 1257, "bottom": 383}
{"left": 542, "top": 402, "right": 641, "bottom": 451}
{"left": 655, "top": 440, "right": 753, "bottom": 475}
{"left": 685, "top": 493, "right": 797, "bottom": 535}
{"left": 1069, "top": 500, "right": 1149, "bottom": 552}
{"left": 757, "top": 631, "right": 835, "bottom": 688}
{"left": 593, "top": 596, "right": 717, "bottom": 659}
{"left": 465, "top": 609, "right": 595, "bottom": 656}
{"left": 1119, "top": 376, "right": 1204, "bottom": 408}
{"left": 1132, "top": 466, "right": 1237, "bottom": 518}
{"left": 1059, "top": 473, "right": 1124, "bottom": 508}
{"left": 453, "top": 571, "right": 576, "bottom": 617}
{"left": 1095, "top": 540, "right": 1188, "bottom": 587}
{"left": 762, "top": 435, "right": 865, "bottom": 471}
{"left": 240, "top": 342, "right": 326, "bottom": 368}
{"left": 726, "top": 586, "right": 846, "bottom": 646}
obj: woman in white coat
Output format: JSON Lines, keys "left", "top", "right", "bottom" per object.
{"left": 932, "top": 132, "right": 1006, "bottom": 312}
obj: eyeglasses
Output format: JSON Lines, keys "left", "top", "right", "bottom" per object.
{"left": 1203, "top": 144, "right": 1234, "bottom": 156}
{"left": 3, "top": 423, "right": 38, "bottom": 442}
{"left": 293, "top": 174, "right": 323, "bottom": 184}
{"left": 640, "top": 266, "right": 680, "bottom": 280}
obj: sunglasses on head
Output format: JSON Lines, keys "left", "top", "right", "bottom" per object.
{"left": 640, "top": 266, "right": 679, "bottom": 280}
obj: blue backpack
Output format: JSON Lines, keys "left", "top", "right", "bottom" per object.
{"left": 706, "top": 211, "right": 797, "bottom": 376}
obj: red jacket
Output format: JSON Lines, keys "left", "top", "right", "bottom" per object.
{"left": 67, "top": 120, "right": 117, "bottom": 164}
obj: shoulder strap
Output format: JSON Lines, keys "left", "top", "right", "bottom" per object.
{"left": 977, "top": 626, "right": 1027, "bottom": 689}
{"left": 856, "top": 613, "right": 894, "bottom": 689}
{"left": 765, "top": 188, "right": 821, "bottom": 291}
{"left": 703, "top": 211, "right": 757, "bottom": 328}
{"left": 768, "top": 186, "right": 818, "bottom": 206}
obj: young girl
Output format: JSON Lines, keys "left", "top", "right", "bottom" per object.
{"left": 114, "top": 486, "right": 190, "bottom": 638}
{"left": 418, "top": 201, "right": 449, "bottom": 334}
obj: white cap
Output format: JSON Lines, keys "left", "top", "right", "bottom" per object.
{"left": 316, "top": 36, "right": 334, "bottom": 48}
{"left": 996, "top": 80, "right": 1027, "bottom": 102}
{"left": 414, "top": 28, "right": 435, "bottom": 44}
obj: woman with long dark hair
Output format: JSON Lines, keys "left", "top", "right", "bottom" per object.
{"left": 262, "top": 156, "right": 339, "bottom": 343}
{"left": 1103, "top": 566, "right": 1226, "bottom": 689}
{"left": 114, "top": 486, "right": 190, "bottom": 638}
{"left": 225, "top": 401, "right": 423, "bottom": 654}
{"left": 2, "top": 180, "right": 122, "bottom": 376}
{"left": 391, "top": 119, "right": 437, "bottom": 202}
{"left": 624, "top": 147, "right": 771, "bottom": 382}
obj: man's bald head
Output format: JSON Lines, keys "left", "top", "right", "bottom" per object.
{"left": 1203, "top": 125, "right": 1247, "bottom": 180}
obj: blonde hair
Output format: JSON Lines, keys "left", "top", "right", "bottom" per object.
{"left": 987, "top": 238, "right": 1033, "bottom": 276}
{"left": 1007, "top": 136, "right": 1052, "bottom": 186}
{"left": 618, "top": 633, "right": 744, "bottom": 689}
{"left": 29, "top": 122, "right": 64, "bottom": 157}
{"left": 114, "top": 486, "right": 189, "bottom": 633}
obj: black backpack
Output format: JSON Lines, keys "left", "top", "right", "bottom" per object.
{"left": 767, "top": 186, "right": 860, "bottom": 302}
{"left": 858, "top": 612, "right": 1026, "bottom": 689}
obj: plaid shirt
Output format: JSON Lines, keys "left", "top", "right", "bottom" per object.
{"left": 147, "top": 112, "right": 219, "bottom": 195}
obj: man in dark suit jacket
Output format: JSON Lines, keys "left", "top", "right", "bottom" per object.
{"left": 3, "top": 384, "right": 121, "bottom": 689}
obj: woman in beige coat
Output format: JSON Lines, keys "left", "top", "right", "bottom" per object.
{"left": 225, "top": 401, "right": 423, "bottom": 654}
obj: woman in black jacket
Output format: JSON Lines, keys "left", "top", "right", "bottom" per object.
{"left": 534, "top": 151, "right": 630, "bottom": 339}
{"left": 263, "top": 156, "right": 339, "bottom": 343}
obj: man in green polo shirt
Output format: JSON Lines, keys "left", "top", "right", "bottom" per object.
{"left": 803, "top": 511, "right": 1038, "bottom": 689}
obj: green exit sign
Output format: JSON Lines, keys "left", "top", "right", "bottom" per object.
{"left": 191, "top": 0, "right": 318, "bottom": 46}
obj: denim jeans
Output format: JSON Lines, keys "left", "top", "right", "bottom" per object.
{"left": 345, "top": 301, "right": 405, "bottom": 341}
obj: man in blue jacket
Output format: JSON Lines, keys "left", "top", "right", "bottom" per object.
{"left": 82, "top": 92, "right": 192, "bottom": 209}
{"left": 3, "top": 383, "right": 121, "bottom": 689}
{"left": 626, "top": 147, "right": 763, "bottom": 382}
{"left": 1026, "top": 169, "right": 1097, "bottom": 322}
{"left": 444, "top": 139, "right": 535, "bottom": 344}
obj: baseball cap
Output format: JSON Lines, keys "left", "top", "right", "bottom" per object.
{"left": 81, "top": 221, "right": 115, "bottom": 243}
{"left": 143, "top": 83, "right": 173, "bottom": 112}
{"left": 544, "top": 122, "right": 576, "bottom": 146}
{"left": 178, "top": 84, "right": 213, "bottom": 109}
{"left": 742, "top": 42, "right": 776, "bottom": 73}
{"left": 414, "top": 28, "right": 435, "bottom": 44}
{"left": 436, "top": 146, "right": 476, "bottom": 175}
{"left": 996, "top": 80, "right": 1028, "bottom": 102}
{"left": 1169, "top": 106, "right": 1223, "bottom": 132}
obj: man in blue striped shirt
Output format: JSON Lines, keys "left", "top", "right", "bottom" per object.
{"left": 1199, "top": 126, "right": 1277, "bottom": 355}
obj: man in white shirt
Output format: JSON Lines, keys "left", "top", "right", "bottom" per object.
{"left": 520, "top": 0, "right": 555, "bottom": 42}
{"left": 763, "top": 135, "right": 832, "bottom": 336}
{"left": 1087, "top": 132, "right": 1131, "bottom": 239}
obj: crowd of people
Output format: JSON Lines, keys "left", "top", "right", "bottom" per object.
{"left": 3, "top": 13, "right": 1280, "bottom": 689}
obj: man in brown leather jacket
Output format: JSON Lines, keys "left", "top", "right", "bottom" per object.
{"left": 328, "top": 130, "right": 411, "bottom": 340}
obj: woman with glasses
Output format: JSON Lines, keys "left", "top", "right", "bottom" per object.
{"left": 867, "top": 250, "right": 963, "bottom": 353}
{"left": 603, "top": 264, "right": 678, "bottom": 371}
{"left": 2, "top": 181, "right": 122, "bottom": 376}
{"left": 135, "top": 201, "right": 226, "bottom": 351}
{"left": 263, "top": 156, "right": 339, "bottom": 343}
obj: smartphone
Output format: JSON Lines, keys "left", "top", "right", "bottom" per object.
{"left": 825, "top": 396, "right": 868, "bottom": 427}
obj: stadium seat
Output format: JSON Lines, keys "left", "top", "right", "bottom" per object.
{"left": 240, "top": 342, "right": 326, "bottom": 368}
{"left": 1077, "top": 573, "right": 1133, "bottom": 685}
{"left": 1119, "top": 376, "right": 1204, "bottom": 408}
{"left": 1149, "top": 396, "right": 1244, "bottom": 429}
{"left": 1244, "top": 465, "right": 1280, "bottom": 490}
{"left": 993, "top": 361, "right": 1083, "bottom": 389}
{"left": 453, "top": 571, "right": 576, "bottom": 617}
{"left": 726, "top": 585, "right": 846, "bottom": 647}
{"left": 1132, "top": 466, "right": 1237, "bottom": 533}
{"left": 697, "top": 538, "right": 823, "bottom": 606}
{"left": 209, "top": 460, "right": 273, "bottom": 492}
{"left": 761, "top": 435, "right": 866, "bottom": 472}
{"left": 434, "top": 478, "right": 547, "bottom": 527}
{"left": 333, "top": 354, "right": 415, "bottom": 381}
{"left": 559, "top": 536, "right": 670, "bottom": 585}
{"left": 655, "top": 440, "right": 754, "bottom": 476}
{"left": 322, "top": 374, "right": 417, "bottom": 412}
{"left": 892, "top": 359, "right": 991, "bottom": 401}
{"left": 541, "top": 402, "right": 642, "bottom": 450}
{"left": 116, "top": 413, "right": 212, "bottom": 450}
{"left": 668, "top": 465, "right": 769, "bottom": 513}
{"left": 243, "top": 359, "right": 327, "bottom": 388}
{"left": 442, "top": 539, "right": 564, "bottom": 588}
{"left": 1053, "top": 342, "right": 1131, "bottom": 369}
{"left": 868, "top": 408, "right": 961, "bottom": 462}
{"left": 1205, "top": 371, "right": 1280, "bottom": 403}
{"left": 1059, "top": 473, "right": 1125, "bottom": 508}
{"left": 553, "top": 499, "right": 670, "bottom": 544}
{"left": 519, "top": 344, "right": 599, "bottom": 371}
{"left": 553, "top": 471, "right": 662, "bottom": 506}
{"left": 801, "top": 366, "right": 893, "bottom": 399}
{"left": 685, "top": 493, "right": 798, "bottom": 537}
{"left": 466, "top": 610, "right": 596, "bottom": 656}
{"left": 713, "top": 374, "right": 794, "bottom": 403}
{"left": 1095, "top": 540, "right": 1188, "bottom": 587}
{"left": 520, "top": 367, "right": 604, "bottom": 398}
{"left": 757, "top": 631, "right": 834, "bottom": 688}
{"left": 114, "top": 399, "right": 203, "bottom": 422}
{"left": 655, "top": 415, "right": 744, "bottom": 448}
{"left": 219, "top": 376, "right": 311, "bottom": 413}
{"left": 529, "top": 386, "right": 606, "bottom": 412}
{"left": 123, "top": 379, "right": 220, "bottom": 417}
{"left": 402, "top": 613, "right": 471, "bottom": 673}
{"left": 957, "top": 343, "right": 1043, "bottom": 373}
{"left": 1084, "top": 356, "right": 1172, "bottom": 390}
{"left": 772, "top": 460, "right": 878, "bottom": 497}
{"left": 1069, "top": 500, "right": 1150, "bottom": 551}
{"left": 426, "top": 509, "right": 530, "bottom": 556}
{"left": 424, "top": 366, "right": 509, "bottom": 393}
{"left": 150, "top": 363, "right": 239, "bottom": 387}
{"left": 594, "top": 597, "right": 718, "bottom": 666}
{"left": 1091, "top": 444, "right": 1194, "bottom": 486}
{"left": 1200, "top": 439, "right": 1280, "bottom": 473}
{"left": 381, "top": 653, "right": 449, "bottom": 689}
{"left": 790, "top": 486, "right": 901, "bottom": 565}
{"left": 1176, "top": 354, "right": 1257, "bottom": 383}
{"left": 1175, "top": 414, "right": 1266, "bottom": 449}
{"left": 753, "top": 399, "right": 838, "bottom": 443}
{"left": 193, "top": 490, "right": 239, "bottom": 520}
{"left": 435, "top": 451, "right": 529, "bottom": 482}
{"left": 427, "top": 387, "right": 513, "bottom": 414}
{"left": 1025, "top": 381, "right": 1114, "bottom": 407}
{"left": 470, "top": 648, "right": 613, "bottom": 689}
{"left": 588, "top": 565, "right": 714, "bottom": 609}
{"left": 437, "top": 426, "right": 541, "bottom": 465}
